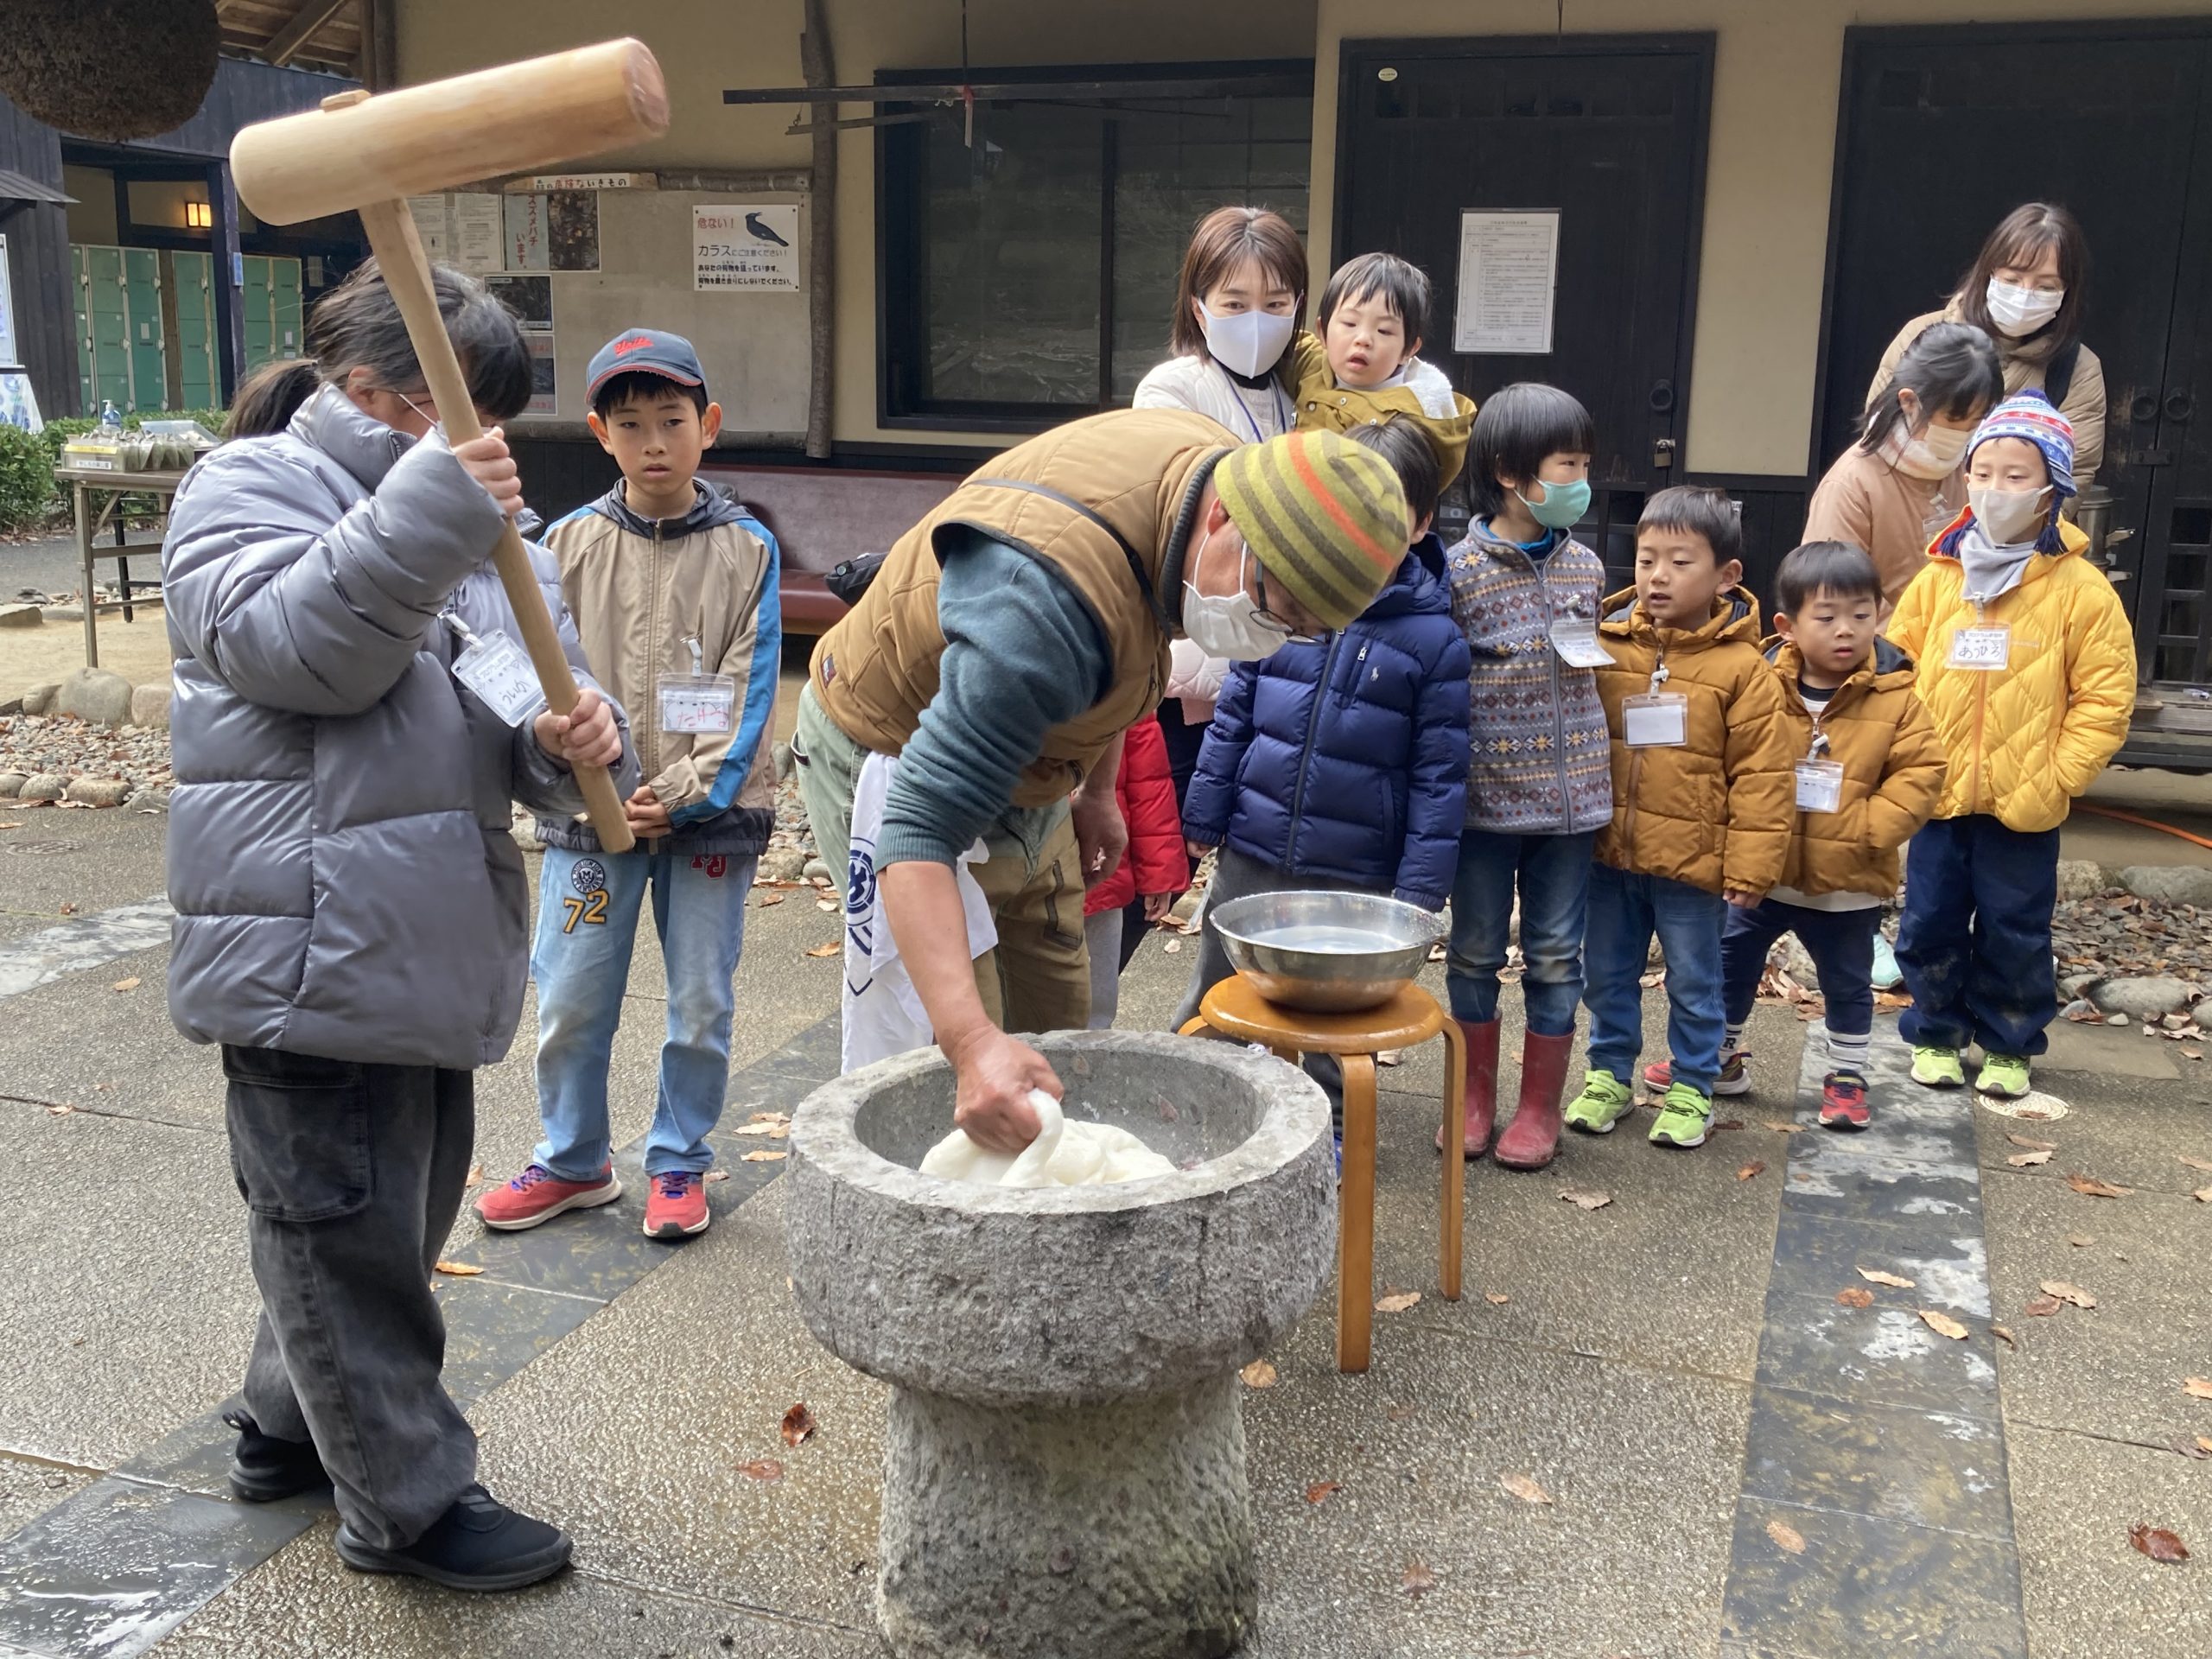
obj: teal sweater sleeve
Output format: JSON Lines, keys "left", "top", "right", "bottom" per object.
{"left": 875, "top": 530, "right": 1111, "bottom": 868}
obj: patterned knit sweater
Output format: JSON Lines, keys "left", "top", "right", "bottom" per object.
{"left": 1445, "top": 520, "right": 1614, "bottom": 836}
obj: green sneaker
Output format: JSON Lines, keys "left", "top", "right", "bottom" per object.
{"left": 1562, "top": 1068, "right": 1635, "bottom": 1135}
{"left": 1910, "top": 1045, "right": 1966, "bottom": 1089}
{"left": 1649, "top": 1081, "right": 1713, "bottom": 1147}
{"left": 1975, "top": 1053, "right": 2031, "bottom": 1099}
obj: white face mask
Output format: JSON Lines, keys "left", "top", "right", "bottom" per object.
{"left": 1883, "top": 410, "right": 1972, "bottom": 480}
{"left": 1968, "top": 483, "right": 2052, "bottom": 546}
{"left": 1182, "top": 527, "right": 1294, "bottom": 661}
{"left": 1985, "top": 277, "right": 2064, "bottom": 339}
{"left": 1198, "top": 302, "right": 1296, "bottom": 379}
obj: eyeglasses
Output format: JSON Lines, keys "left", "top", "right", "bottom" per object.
{"left": 1242, "top": 555, "right": 1324, "bottom": 645}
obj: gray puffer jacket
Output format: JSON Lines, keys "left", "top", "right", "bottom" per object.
{"left": 162, "top": 384, "right": 639, "bottom": 1070}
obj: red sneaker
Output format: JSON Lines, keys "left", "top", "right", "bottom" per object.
{"left": 1642, "top": 1052, "right": 1752, "bottom": 1096}
{"left": 1819, "top": 1069, "right": 1871, "bottom": 1131}
{"left": 475, "top": 1164, "right": 621, "bottom": 1231}
{"left": 644, "top": 1171, "right": 709, "bottom": 1240}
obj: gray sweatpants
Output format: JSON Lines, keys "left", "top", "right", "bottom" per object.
{"left": 224, "top": 1045, "right": 477, "bottom": 1548}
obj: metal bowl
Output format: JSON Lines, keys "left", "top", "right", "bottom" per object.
{"left": 1208, "top": 889, "right": 1446, "bottom": 1013}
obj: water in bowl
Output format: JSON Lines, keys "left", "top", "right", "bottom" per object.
{"left": 1252, "top": 923, "right": 1395, "bottom": 954}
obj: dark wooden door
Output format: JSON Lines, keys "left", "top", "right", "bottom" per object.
{"left": 1821, "top": 24, "right": 2212, "bottom": 689}
{"left": 1335, "top": 35, "right": 1712, "bottom": 563}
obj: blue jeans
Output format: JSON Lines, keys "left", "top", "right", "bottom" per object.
{"left": 531, "top": 844, "right": 755, "bottom": 1179}
{"left": 1720, "top": 898, "right": 1879, "bottom": 1037}
{"left": 1897, "top": 815, "right": 2060, "bottom": 1058}
{"left": 1583, "top": 864, "right": 1727, "bottom": 1094}
{"left": 1446, "top": 829, "right": 1594, "bottom": 1035}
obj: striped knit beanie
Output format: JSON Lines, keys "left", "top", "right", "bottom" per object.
{"left": 1214, "top": 430, "right": 1408, "bottom": 629}
{"left": 1969, "top": 391, "right": 2077, "bottom": 500}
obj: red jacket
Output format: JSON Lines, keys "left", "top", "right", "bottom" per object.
{"left": 1087, "top": 715, "right": 1191, "bottom": 915}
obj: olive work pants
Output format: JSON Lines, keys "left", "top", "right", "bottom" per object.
{"left": 791, "top": 682, "right": 1090, "bottom": 1039}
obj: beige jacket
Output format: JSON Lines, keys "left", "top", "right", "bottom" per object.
{"left": 1869, "top": 303, "right": 2106, "bottom": 491}
{"left": 1803, "top": 445, "right": 1965, "bottom": 604}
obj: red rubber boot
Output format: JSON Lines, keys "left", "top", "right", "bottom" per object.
{"left": 1435, "top": 1019, "right": 1501, "bottom": 1159}
{"left": 1493, "top": 1029, "right": 1575, "bottom": 1171}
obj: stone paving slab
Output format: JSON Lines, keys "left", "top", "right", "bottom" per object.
{"left": 1738, "top": 1385, "right": 2012, "bottom": 1541}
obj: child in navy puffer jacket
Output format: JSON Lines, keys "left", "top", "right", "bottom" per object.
{"left": 1174, "top": 417, "right": 1471, "bottom": 1104}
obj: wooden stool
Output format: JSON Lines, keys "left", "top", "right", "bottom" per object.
{"left": 1179, "top": 977, "right": 1464, "bottom": 1372}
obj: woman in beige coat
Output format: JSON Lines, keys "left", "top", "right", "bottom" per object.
{"left": 1868, "top": 202, "right": 2105, "bottom": 496}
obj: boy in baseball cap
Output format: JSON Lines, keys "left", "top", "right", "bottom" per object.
{"left": 480, "top": 327, "right": 785, "bottom": 1243}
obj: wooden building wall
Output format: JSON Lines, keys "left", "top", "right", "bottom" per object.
{"left": 0, "top": 97, "right": 80, "bottom": 420}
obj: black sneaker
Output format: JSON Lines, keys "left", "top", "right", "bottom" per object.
{"left": 223, "top": 1408, "right": 328, "bottom": 1503}
{"left": 334, "top": 1484, "right": 572, "bottom": 1592}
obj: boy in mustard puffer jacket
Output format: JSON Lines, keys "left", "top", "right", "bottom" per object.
{"left": 1564, "top": 486, "right": 1796, "bottom": 1150}
{"left": 1649, "top": 542, "right": 1946, "bottom": 1131}
{"left": 1888, "top": 393, "right": 2133, "bottom": 1100}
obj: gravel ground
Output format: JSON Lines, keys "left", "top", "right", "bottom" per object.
{"left": 2050, "top": 890, "right": 2212, "bottom": 984}
{"left": 0, "top": 713, "right": 171, "bottom": 796}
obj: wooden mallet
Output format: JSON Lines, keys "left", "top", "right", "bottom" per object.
{"left": 229, "top": 39, "right": 671, "bottom": 855}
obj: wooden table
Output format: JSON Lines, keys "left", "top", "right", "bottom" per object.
{"left": 53, "top": 464, "right": 188, "bottom": 669}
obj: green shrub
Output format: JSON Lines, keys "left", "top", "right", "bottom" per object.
{"left": 0, "top": 425, "right": 57, "bottom": 531}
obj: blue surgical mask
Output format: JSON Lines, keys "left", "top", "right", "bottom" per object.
{"left": 1517, "top": 476, "right": 1591, "bottom": 530}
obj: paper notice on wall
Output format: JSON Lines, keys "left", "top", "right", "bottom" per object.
{"left": 546, "top": 192, "right": 600, "bottom": 272}
{"left": 694, "top": 204, "right": 799, "bottom": 291}
{"left": 524, "top": 332, "right": 556, "bottom": 416}
{"left": 450, "top": 194, "right": 504, "bottom": 275}
{"left": 485, "top": 274, "right": 551, "bottom": 328}
{"left": 1453, "top": 211, "right": 1560, "bottom": 355}
{"left": 406, "top": 196, "right": 451, "bottom": 260}
{"left": 504, "top": 192, "right": 550, "bottom": 271}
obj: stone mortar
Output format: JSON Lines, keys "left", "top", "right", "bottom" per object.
{"left": 786, "top": 1031, "right": 1335, "bottom": 1659}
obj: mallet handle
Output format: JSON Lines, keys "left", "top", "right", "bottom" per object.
{"left": 357, "top": 197, "right": 635, "bottom": 855}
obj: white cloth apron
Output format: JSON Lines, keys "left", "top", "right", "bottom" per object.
{"left": 841, "top": 750, "right": 998, "bottom": 1073}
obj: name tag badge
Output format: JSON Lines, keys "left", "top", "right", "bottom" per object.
{"left": 1548, "top": 620, "right": 1614, "bottom": 668}
{"left": 1948, "top": 625, "right": 2011, "bottom": 671}
{"left": 1795, "top": 759, "right": 1845, "bottom": 814}
{"left": 1622, "top": 691, "right": 1689, "bottom": 748}
{"left": 450, "top": 630, "right": 543, "bottom": 728}
{"left": 659, "top": 673, "right": 737, "bottom": 734}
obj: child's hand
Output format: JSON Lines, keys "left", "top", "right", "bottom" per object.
{"left": 533, "top": 687, "right": 621, "bottom": 770}
{"left": 1724, "top": 888, "right": 1764, "bottom": 909}
{"left": 624, "top": 785, "right": 671, "bottom": 839}
{"left": 1142, "top": 892, "right": 1176, "bottom": 924}
{"left": 1185, "top": 837, "right": 1215, "bottom": 861}
{"left": 454, "top": 428, "right": 524, "bottom": 518}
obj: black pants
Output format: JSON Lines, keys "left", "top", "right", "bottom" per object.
{"left": 224, "top": 1046, "right": 477, "bottom": 1548}
{"left": 1720, "top": 897, "right": 1881, "bottom": 1037}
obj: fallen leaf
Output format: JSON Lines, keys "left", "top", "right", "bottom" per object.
{"left": 1765, "top": 1518, "right": 1807, "bottom": 1554}
{"left": 1500, "top": 1472, "right": 1553, "bottom": 1504}
{"left": 2178, "top": 1438, "right": 2212, "bottom": 1462}
{"left": 2131, "top": 1524, "right": 2190, "bottom": 1564}
{"left": 2179, "top": 1154, "right": 2212, "bottom": 1173}
{"left": 1376, "top": 1290, "right": 1421, "bottom": 1313}
{"left": 1400, "top": 1558, "right": 1436, "bottom": 1599}
{"left": 1765, "top": 1121, "right": 1808, "bottom": 1134}
{"left": 1712, "top": 1118, "right": 1744, "bottom": 1133}
{"left": 703, "top": 1169, "right": 730, "bottom": 1183}
{"left": 1836, "top": 1287, "right": 1875, "bottom": 1308}
{"left": 2005, "top": 1131, "right": 2058, "bottom": 1151}
{"left": 1858, "top": 1268, "right": 1916, "bottom": 1288}
{"left": 2196, "top": 1187, "right": 2212, "bottom": 1204}
{"left": 2199, "top": 1437, "right": 2212, "bottom": 1456}
{"left": 1991, "top": 1325, "right": 2017, "bottom": 1349}
{"left": 780, "top": 1403, "right": 817, "bottom": 1447}
{"left": 729, "top": 1120, "right": 785, "bottom": 1136}
{"left": 2006, "top": 1149, "right": 2053, "bottom": 1167}
{"left": 1163, "top": 939, "right": 1182, "bottom": 955}
{"left": 432, "top": 1260, "right": 483, "bottom": 1277}
{"left": 2024, "top": 1294, "right": 2064, "bottom": 1317}
{"left": 465, "top": 1163, "right": 485, "bottom": 1187}
{"left": 2069, "top": 1233, "right": 2096, "bottom": 1248}
{"left": 110, "top": 976, "right": 139, "bottom": 993}
{"left": 1305, "top": 1479, "right": 1342, "bottom": 1504}
{"left": 1559, "top": 1188, "right": 1613, "bottom": 1211}
{"left": 749, "top": 1111, "right": 791, "bottom": 1124}
{"left": 736, "top": 1458, "right": 784, "bottom": 1482}
{"left": 1375, "top": 1048, "right": 1403, "bottom": 1067}
{"left": 59, "top": 902, "right": 74, "bottom": 915}
{"left": 0, "top": 821, "right": 22, "bottom": 829}
{"left": 1484, "top": 1293, "right": 1511, "bottom": 1306}
{"left": 1874, "top": 989, "right": 1913, "bottom": 1009}
{"left": 2183, "top": 1046, "right": 2203, "bottom": 1060}
{"left": 2040, "top": 1280, "right": 2097, "bottom": 1310}
{"left": 815, "top": 898, "right": 837, "bottom": 912}
{"left": 1240, "top": 1359, "right": 1277, "bottom": 1389}
{"left": 741, "top": 1149, "right": 788, "bottom": 1163}
{"left": 804, "top": 941, "right": 841, "bottom": 957}
{"left": 2065, "top": 1173, "right": 2133, "bottom": 1198}
{"left": 1736, "top": 1161, "right": 1767, "bottom": 1181}
{"left": 2184, "top": 1377, "right": 2212, "bottom": 1401}
{"left": 759, "top": 892, "right": 786, "bottom": 907}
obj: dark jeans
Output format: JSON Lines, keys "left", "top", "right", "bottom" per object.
{"left": 224, "top": 1046, "right": 477, "bottom": 1549}
{"left": 1720, "top": 897, "right": 1880, "bottom": 1036}
{"left": 1446, "top": 828, "right": 1595, "bottom": 1035}
{"left": 1897, "top": 814, "right": 2062, "bottom": 1058}
{"left": 1583, "top": 864, "right": 1726, "bottom": 1094}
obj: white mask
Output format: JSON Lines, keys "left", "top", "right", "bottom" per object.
{"left": 1198, "top": 302, "right": 1295, "bottom": 380}
{"left": 1882, "top": 413, "right": 1972, "bottom": 480}
{"left": 1968, "top": 483, "right": 2051, "bottom": 546}
{"left": 1182, "top": 527, "right": 1294, "bottom": 661}
{"left": 1984, "top": 277, "right": 2064, "bottom": 339}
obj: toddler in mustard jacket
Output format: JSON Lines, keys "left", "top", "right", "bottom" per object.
{"left": 1888, "top": 393, "right": 2133, "bottom": 1099}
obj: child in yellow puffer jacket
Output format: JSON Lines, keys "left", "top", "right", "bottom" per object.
{"left": 1286, "top": 253, "right": 1476, "bottom": 486}
{"left": 1887, "top": 392, "right": 2134, "bottom": 1101}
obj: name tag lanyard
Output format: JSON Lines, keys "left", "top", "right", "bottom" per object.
{"left": 657, "top": 549, "right": 739, "bottom": 734}
{"left": 1949, "top": 596, "right": 2012, "bottom": 672}
{"left": 1623, "top": 659, "right": 1689, "bottom": 748}
{"left": 1796, "top": 720, "right": 1844, "bottom": 813}
{"left": 441, "top": 609, "right": 545, "bottom": 728}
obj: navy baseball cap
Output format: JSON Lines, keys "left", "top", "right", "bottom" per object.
{"left": 585, "top": 328, "right": 707, "bottom": 402}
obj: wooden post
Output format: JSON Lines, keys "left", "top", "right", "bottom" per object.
{"left": 800, "top": 0, "right": 836, "bottom": 459}
{"left": 205, "top": 161, "right": 244, "bottom": 404}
